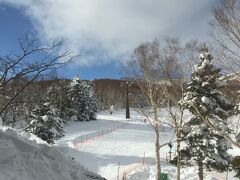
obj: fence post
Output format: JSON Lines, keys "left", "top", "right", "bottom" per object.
{"left": 123, "top": 172, "right": 127, "bottom": 180}
{"left": 143, "top": 152, "right": 145, "bottom": 165}
{"left": 117, "top": 162, "right": 120, "bottom": 180}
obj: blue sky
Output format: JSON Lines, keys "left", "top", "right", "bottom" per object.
{"left": 0, "top": 4, "right": 122, "bottom": 80}
{"left": 0, "top": 5, "right": 33, "bottom": 54}
{"left": 0, "top": 1, "right": 219, "bottom": 80}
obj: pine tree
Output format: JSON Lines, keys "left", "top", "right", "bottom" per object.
{"left": 66, "top": 76, "right": 82, "bottom": 120}
{"left": 76, "top": 81, "right": 97, "bottom": 121}
{"left": 179, "top": 46, "right": 234, "bottom": 180}
{"left": 67, "top": 77, "right": 97, "bottom": 121}
{"left": 46, "top": 86, "right": 59, "bottom": 108}
{"left": 82, "top": 81, "right": 97, "bottom": 120}
{"left": 25, "top": 99, "right": 64, "bottom": 144}
{"left": 46, "top": 85, "right": 68, "bottom": 119}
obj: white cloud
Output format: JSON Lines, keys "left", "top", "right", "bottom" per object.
{"left": 0, "top": 0, "right": 218, "bottom": 66}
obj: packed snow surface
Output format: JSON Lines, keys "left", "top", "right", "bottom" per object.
{"left": 58, "top": 109, "right": 240, "bottom": 180}
{"left": 1, "top": 109, "right": 239, "bottom": 180}
{"left": 0, "top": 127, "right": 105, "bottom": 180}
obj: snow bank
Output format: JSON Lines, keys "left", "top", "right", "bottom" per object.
{"left": 0, "top": 127, "right": 105, "bottom": 180}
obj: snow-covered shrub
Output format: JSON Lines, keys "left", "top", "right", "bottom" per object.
{"left": 25, "top": 102, "right": 64, "bottom": 144}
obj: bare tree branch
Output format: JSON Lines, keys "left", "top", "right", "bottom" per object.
{"left": 211, "top": 0, "right": 240, "bottom": 73}
{"left": 0, "top": 34, "right": 76, "bottom": 116}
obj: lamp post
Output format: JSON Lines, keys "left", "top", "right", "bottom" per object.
{"left": 120, "top": 80, "right": 132, "bottom": 119}
{"left": 125, "top": 81, "right": 130, "bottom": 119}
{"left": 168, "top": 143, "right": 173, "bottom": 161}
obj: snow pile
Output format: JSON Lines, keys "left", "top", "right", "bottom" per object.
{"left": 0, "top": 127, "right": 105, "bottom": 180}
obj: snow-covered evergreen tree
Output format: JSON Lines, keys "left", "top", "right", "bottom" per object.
{"left": 25, "top": 94, "right": 64, "bottom": 144}
{"left": 66, "top": 77, "right": 82, "bottom": 120}
{"left": 179, "top": 46, "right": 234, "bottom": 180}
{"left": 46, "top": 86, "right": 59, "bottom": 108}
{"left": 81, "top": 81, "right": 97, "bottom": 120}
{"left": 67, "top": 77, "right": 97, "bottom": 121}
{"left": 46, "top": 85, "right": 68, "bottom": 119}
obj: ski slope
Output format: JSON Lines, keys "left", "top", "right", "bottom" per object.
{"left": 57, "top": 109, "right": 240, "bottom": 180}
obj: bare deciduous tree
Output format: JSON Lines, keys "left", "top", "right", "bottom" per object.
{"left": 161, "top": 38, "right": 186, "bottom": 180}
{"left": 125, "top": 39, "right": 175, "bottom": 180}
{"left": 210, "top": 0, "right": 240, "bottom": 149}
{"left": 125, "top": 38, "right": 202, "bottom": 180}
{"left": 211, "top": 0, "right": 240, "bottom": 73}
{"left": 0, "top": 35, "right": 75, "bottom": 121}
{"left": 158, "top": 37, "right": 202, "bottom": 180}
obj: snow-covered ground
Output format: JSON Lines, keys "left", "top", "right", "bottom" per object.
{"left": 0, "top": 127, "right": 105, "bottom": 180}
{"left": 57, "top": 109, "right": 240, "bottom": 180}
{"left": 1, "top": 109, "right": 239, "bottom": 180}
{"left": 57, "top": 109, "right": 175, "bottom": 179}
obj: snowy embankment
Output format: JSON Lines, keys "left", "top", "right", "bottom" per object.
{"left": 0, "top": 127, "right": 105, "bottom": 180}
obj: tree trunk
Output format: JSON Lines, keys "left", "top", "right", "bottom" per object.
{"left": 155, "top": 128, "right": 161, "bottom": 180}
{"left": 153, "top": 108, "right": 161, "bottom": 180}
{"left": 198, "top": 161, "right": 204, "bottom": 180}
{"left": 0, "top": 116, "right": 2, "bottom": 127}
{"left": 176, "top": 131, "right": 181, "bottom": 180}
{"left": 176, "top": 106, "right": 184, "bottom": 180}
